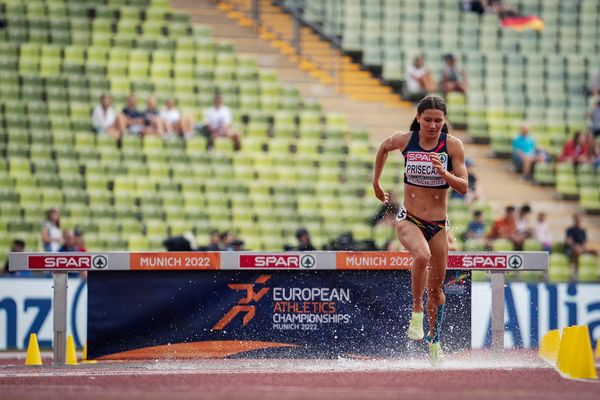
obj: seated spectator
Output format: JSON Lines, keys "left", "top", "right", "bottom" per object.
{"left": 565, "top": 213, "right": 596, "bottom": 272}
{"left": 120, "top": 93, "right": 146, "bottom": 136}
{"left": 72, "top": 228, "right": 86, "bottom": 252}
{"left": 462, "top": 0, "right": 486, "bottom": 14}
{"left": 91, "top": 94, "right": 124, "bottom": 139}
{"left": 533, "top": 212, "right": 552, "bottom": 252}
{"left": 144, "top": 97, "right": 165, "bottom": 136}
{"left": 371, "top": 191, "right": 399, "bottom": 227}
{"left": 59, "top": 229, "right": 79, "bottom": 252}
{"left": 515, "top": 204, "right": 533, "bottom": 250}
{"left": 204, "top": 229, "right": 222, "bottom": 251}
{"left": 465, "top": 210, "right": 486, "bottom": 240}
{"left": 512, "top": 124, "right": 545, "bottom": 180}
{"left": 587, "top": 95, "right": 600, "bottom": 138}
{"left": 201, "top": 93, "right": 241, "bottom": 151}
{"left": 587, "top": 67, "right": 600, "bottom": 96}
{"left": 440, "top": 53, "right": 467, "bottom": 95}
{"left": 404, "top": 55, "right": 436, "bottom": 102}
{"left": 486, "top": 205, "right": 519, "bottom": 249}
{"left": 558, "top": 131, "right": 583, "bottom": 164}
{"left": 160, "top": 98, "right": 194, "bottom": 139}
{"left": 41, "top": 207, "right": 62, "bottom": 252}
{"left": 451, "top": 158, "right": 480, "bottom": 204}
{"left": 295, "top": 227, "right": 316, "bottom": 251}
{"left": 2, "top": 239, "right": 26, "bottom": 275}
{"left": 488, "top": 0, "right": 518, "bottom": 19}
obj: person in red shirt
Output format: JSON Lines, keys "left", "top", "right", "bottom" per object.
{"left": 486, "top": 205, "right": 519, "bottom": 249}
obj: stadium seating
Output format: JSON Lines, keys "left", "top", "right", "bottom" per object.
{"left": 0, "top": 0, "right": 405, "bottom": 261}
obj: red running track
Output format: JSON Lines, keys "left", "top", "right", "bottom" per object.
{"left": 1, "top": 352, "right": 598, "bottom": 400}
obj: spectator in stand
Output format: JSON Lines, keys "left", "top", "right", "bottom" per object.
{"left": 534, "top": 212, "right": 552, "bottom": 252}
{"left": 515, "top": 204, "right": 533, "bottom": 250}
{"left": 120, "top": 93, "right": 146, "bottom": 136}
{"left": 587, "top": 67, "right": 600, "bottom": 96}
{"left": 462, "top": 0, "right": 486, "bottom": 14}
{"left": 202, "top": 93, "right": 241, "bottom": 151}
{"left": 587, "top": 95, "right": 600, "bottom": 138}
{"left": 559, "top": 131, "right": 583, "bottom": 164}
{"left": 371, "top": 191, "right": 399, "bottom": 227}
{"left": 2, "top": 239, "right": 26, "bottom": 275}
{"left": 486, "top": 205, "right": 519, "bottom": 249}
{"left": 404, "top": 55, "right": 436, "bottom": 103}
{"left": 295, "top": 227, "right": 316, "bottom": 251}
{"left": 59, "top": 229, "right": 79, "bottom": 252}
{"left": 74, "top": 228, "right": 87, "bottom": 252}
{"left": 565, "top": 213, "right": 594, "bottom": 273}
{"left": 144, "top": 97, "right": 165, "bottom": 136}
{"left": 204, "top": 229, "right": 222, "bottom": 251}
{"left": 465, "top": 210, "right": 486, "bottom": 241}
{"left": 160, "top": 98, "right": 194, "bottom": 139}
{"left": 451, "top": 158, "right": 480, "bottom": 204}
{"left": 41, "top": 207, "right": 62, "bottom": 252}
{"left": 91, "top": 94, "right": 124, "bottom": 139}
{"left": 488, "top": 0, "right": 518, "bottom": 18}
{"left": 512, "top": 124, "right": 545, "bottom": 180}
{"left": 220, "top": 230, "right": 238, "bottom": 251}
{"left": 440, "top": 53, "right": 467, "bottom": 96}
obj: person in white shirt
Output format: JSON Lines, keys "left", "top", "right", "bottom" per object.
{"left": 91, "top": 94, "right": 124, "bottom": 139}
{"left": 41, "top": 207, "right": 63, "bottom": 252}
{"left": 160, "top": 98, "right": 194, "bottom": 139}
{"left": 203, "top": 93, "right": 241, "bottom": 150}
{"left": 405, "top": 55, "right": 436, "bottom": 102}
{"left": 534, "top": 212, "right": 552, "bottom": 252}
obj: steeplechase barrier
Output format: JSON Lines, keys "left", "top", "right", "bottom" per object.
{"left": 9, "top": 251, "right": 548, "bottom": 364}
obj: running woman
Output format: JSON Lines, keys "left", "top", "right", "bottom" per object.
{"left": 372, "top": 95, "right": 468, "bottom": 363}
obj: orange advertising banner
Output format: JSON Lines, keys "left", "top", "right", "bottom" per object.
{"left": 130, "top": 252, "right": 221, "bottom": 270}
{"left": 335, "top": 252, "right": 413, "bottom": 270}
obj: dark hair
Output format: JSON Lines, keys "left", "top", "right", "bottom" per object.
{"left": 12, "top": 239, "right": 25, "bottom": 249}
{"left": 409, "top": 95, "right": 449, "bottom": 133}
{"left": 473, "top": 210, "right": 482, "bottom": 218}
{"left": 520, "top": 204, "right": 531, "bottom": 214}
{"left": 506, "top": 206, "right": 515, "bottom": 214}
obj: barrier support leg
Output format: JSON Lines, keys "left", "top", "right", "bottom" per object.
{"left": 490, "top": 271, "right": 505, "bottom": 352}
{"left": 53, "top": 272, "right": 68, "bottom": 365}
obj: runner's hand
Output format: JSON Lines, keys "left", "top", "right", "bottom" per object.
{"left": 373, "top": 183, "right": 389, "bottom": 203}
{"left": 430, "top": 154, "right": 446, "bottom": 177}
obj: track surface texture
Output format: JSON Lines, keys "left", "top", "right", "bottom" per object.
{"left": 1, "top": 351, "right": 598, "bottom": 400}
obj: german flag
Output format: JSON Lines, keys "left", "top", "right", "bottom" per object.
{"left": 501, "top": 15, "right": 544, "bottom": 31}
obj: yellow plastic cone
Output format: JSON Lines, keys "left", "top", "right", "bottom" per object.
{"left": 25, "top": 333, "right": 42, "bottom": 366}
{"left": 596, "top": 339, "right": 600, "bottom": 360}
{"left": 81, "top": 341, "right": 97, "bottom": 364}
{"left": 567, "top": 326, "right": 597, "bottom": 380}
{"left": 66, "top": 335, "right": 78, "bottom": 365}
{"left": 539, "top": 329, "right": 561, "bottom": 364}
{"left": 556, "top": 326, "right": 577, "bottom": 374}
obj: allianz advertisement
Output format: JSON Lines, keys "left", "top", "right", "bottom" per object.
{"left": 1, "top": 278, "right": 599, "bottom": 351}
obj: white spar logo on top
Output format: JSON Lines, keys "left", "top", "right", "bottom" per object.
{"left": 460, "top": 255, "right": 509, "bottom": 269}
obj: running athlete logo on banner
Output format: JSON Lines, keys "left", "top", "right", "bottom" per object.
{"left": 212, "top": 275, "right": 271, "bottom": 330}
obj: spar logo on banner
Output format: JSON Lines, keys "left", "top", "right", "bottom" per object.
{"left": 240, "top": 254, "right": 316, "bottom": 269}
{"left": 212, "top": 275, "right": 271, "bottom": 330}
{"left": 448, "top": 254, "right": 514, "bottom": 269}
{"left": 29, "top": 255, "right": 93, "bottom": 269}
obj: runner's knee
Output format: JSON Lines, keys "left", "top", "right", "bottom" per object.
{"left": 412, "top": 249, "right": 431, "bottom": 268}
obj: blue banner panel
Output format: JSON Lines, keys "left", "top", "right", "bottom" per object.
{"left": 88, "top": 271, "right": 471, "bottom": 359}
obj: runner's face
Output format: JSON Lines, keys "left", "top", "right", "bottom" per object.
{"left": 417, "top": 109, "right": 445, "bottom": 138}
